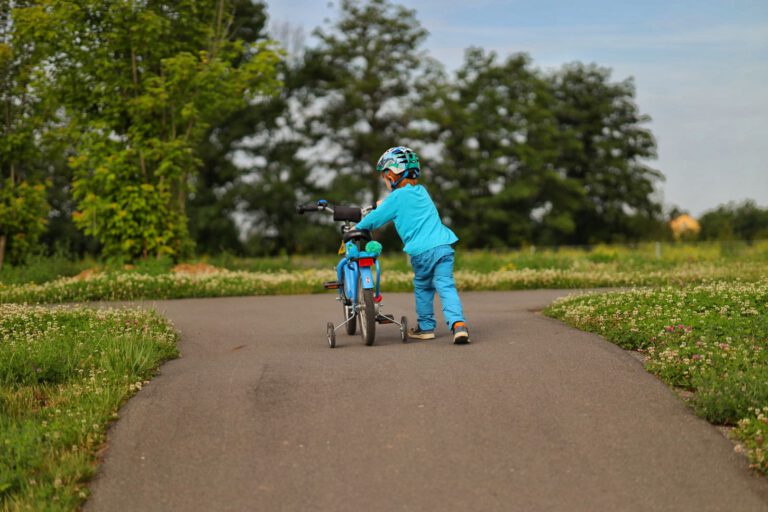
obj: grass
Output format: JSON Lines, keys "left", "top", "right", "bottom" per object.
{"left": 0, "top": 240, "right": 766, "bottom": 304}
{"left": 0, "top": 305, "right": 178, "bottom": 510}
{"left": 0, "top": 260, "right": 766, "bottom": 304}
{"left": 4, "top": 241, "right": 766, "bottom": 286}
{"left": 208, "top": 240, "right": 768, "bottom": 274}
{"left": 545, "top": 280, "right": 768, "bottom": 474}
{"left": 0, "top": 254, "right": 92, "bottom": 286}
{"left": 0, "top": 242, "right": 765, "bottom": 304}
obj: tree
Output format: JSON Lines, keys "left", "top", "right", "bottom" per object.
{"left": 301, "top": 0, "right": 431, "bottom": 205}
{"left": 548, "top": 63, "right": 664, "bottom": 244}
{"left": 699, "top": 200, "right": 768, "bottom": 241}
{"left": 17, "top": 0, "right": 281, "bottom": 260}
{"left": 0, "top": 1, "right": 51, "bottom": 269}
{"left": 418, "top": 48, "right": 583, "bottom": 248}
{"left": 192, "top": 12, "right": 336, "bottom": 256}
{"left": 229, "top": 0, "right": 434, "bottom": 255}
{"left": 0, "top": 180, "right": 47, "bottom": 269}
{"left": 189, "top": 0, "right": 271, "bottom": 255}
{"left": 236, "top": 61, "right": 337, "bottom": 256}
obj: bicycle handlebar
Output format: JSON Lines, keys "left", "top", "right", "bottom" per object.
{"left": 296, "top": 204, "right": 320, "bottom": 214}
{"left": 297, "top": 200, "right": 373, "bottom": 222}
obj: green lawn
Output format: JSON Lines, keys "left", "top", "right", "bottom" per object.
{"left": 545, "top": 280, "right": 768, "bottom": 474}
{"left": 0, "top": 305, "right": 178, "bottom": 510}
{"left": 0, "top": 260, "right": 765, "bottom": 304}
{"left": 208, "top": 240, "right": 768, "bottom": 273}
{"left": 1, "top": 240, "right": 767, "bottom": 304}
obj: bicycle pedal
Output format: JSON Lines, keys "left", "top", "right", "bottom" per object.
{"left": 323, "top": 281, "right": 342, "bottom": 289}
{"left": 377, "top": 314, "right": 395, "bottom": 324}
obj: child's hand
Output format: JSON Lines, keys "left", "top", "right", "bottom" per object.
{"left": 376, "top": 199, "right": 384, "bottom": 206}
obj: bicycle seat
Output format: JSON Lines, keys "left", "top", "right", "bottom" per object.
{"left": 343, "top": 229, "right": 372, "bottom": 243}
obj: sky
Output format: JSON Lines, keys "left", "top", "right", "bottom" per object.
{"left": 264, "top": 0, "right": 768, "bottom": 216}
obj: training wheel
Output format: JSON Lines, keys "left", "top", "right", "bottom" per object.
{"left": 327, "top": 322, "right": 336, "bottom": 348}
{"left": 400, "top": 316, "right": 408, "bottom": 343}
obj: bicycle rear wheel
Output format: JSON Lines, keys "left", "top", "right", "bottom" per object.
{"left": 343, "top": 302, "right": 356, "bottom": 335}
{"left": 358, "top": 278, "right": 376, "bottom": 346}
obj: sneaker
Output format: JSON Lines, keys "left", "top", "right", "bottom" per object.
{"left": 452, "top": 322, "right": 471, "bottom": 345}
{"left": 408, "top": 326, "right": 435, "bottom": 340}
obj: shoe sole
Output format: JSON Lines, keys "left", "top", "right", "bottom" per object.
{"left": 453, "top": 333, "right": 470, "bottom": 345}
{"left": 408, "top": 332, "right": 435, "bottom": 340}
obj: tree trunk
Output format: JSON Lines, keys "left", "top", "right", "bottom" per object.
{"left": 178, "top": 174, "right": 186, "bottom": 216}
{"left": 0, "top": 234, "right": 6, "bottom": 271}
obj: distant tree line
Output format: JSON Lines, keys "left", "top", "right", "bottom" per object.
{"left": 1, "top": 0, "right": 760, "bottom": 267}
{"left": 211, "top": 0, "right": 668, "bottom": 255}
{"left": 698, "top": 200, "right": 768, "bottom": 242}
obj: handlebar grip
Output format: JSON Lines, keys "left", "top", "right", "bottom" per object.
{"left": 297, "top": 204, "right": 320, "bottom": 214}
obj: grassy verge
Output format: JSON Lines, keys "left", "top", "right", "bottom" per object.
{"left": 3, "top": 241, "right": 767, "bottom": 286}
{"left": 0, "top": 254, "right": 92, "bottom": 286}
{"left": 545, "top": 280, "right": 768, "bottom": 474}
{"left": 0, "top": 260, "right": 766, "bottom": 304}
{"left": 0, "top": 305, "right": 178, "bottom": 510}
{"left": 206, "top": 240, "right": 768, "bottom": 273}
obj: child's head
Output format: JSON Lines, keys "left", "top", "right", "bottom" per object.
{"left": 376, "top": 146, "right": 420, "bottom": 190}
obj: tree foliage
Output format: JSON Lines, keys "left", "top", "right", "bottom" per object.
{"left": 419, "top": 48, "right": 584, "bottom": 247}
{"left": 0, "top": 0, "right": 51, "bottom": 268}
{"left": 16, "top": 0, "right": 281, "bottom": 260}
{"left": 0, "top": 179, "right": 48, "bottom": 268}
{"left": 548, "top": 63, "right": 663, "bottom": 243}
{"left": 4, "top": 0, "right": 678, "bottom": 260}
{"left": 699, "top": 200, "right": 768, "bottom": 241}
{"left": 417, "top": 50, "right": 663, "bottom": 247}
{"left": 236, "top": 62, "right": 334, "bottom": 255}
{"left": 302, "top": 0, "right": 431, "bottom": 205}
{"left": 189, "top": 0, "right": 271, "bottom": 255}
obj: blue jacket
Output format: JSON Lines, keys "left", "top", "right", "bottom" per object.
{"left": 356, "top": 184, "right": 458, "bottom": 256}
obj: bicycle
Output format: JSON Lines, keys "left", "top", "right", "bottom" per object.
{"left": 297, "top": 200, "right": 408, "bottom": 348}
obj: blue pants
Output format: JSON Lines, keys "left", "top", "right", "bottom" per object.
{"left": 410, "top": 245, "right": 465, "bottom": 331}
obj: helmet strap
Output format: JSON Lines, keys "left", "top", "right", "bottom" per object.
{"left": 390, "top": 171, "right": 410, "bottom": 189}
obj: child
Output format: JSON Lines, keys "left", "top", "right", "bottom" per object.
{"left": 355, "top": 146, "right": 470, "bottom": 344}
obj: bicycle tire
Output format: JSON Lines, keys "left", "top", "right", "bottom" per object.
{"left": 327, "top": 322, "right": 336, "bottom": 348}
{"left": 358, "top": 278, "right": 376, "bottom": 346}
{"left": 343, "top": 302, "right": 356, "bottom": 335}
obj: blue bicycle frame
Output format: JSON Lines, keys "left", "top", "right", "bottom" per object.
{"left": 336, "top": 241, "right": 381, "bottom": 306}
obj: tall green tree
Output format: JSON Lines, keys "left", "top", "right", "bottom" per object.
{"left": 229, "top": 0, "right": 434, "bottom": 255}
{"left": 17, "top": 0, "right": 281, "bottom": 260}
{"left": 548, "top": 63, "right": 663, "bottom": 243}
{"left": 301, "top": 0, "right": 431, "bottom": 205}
{"left": 0, "top": 1, "right": 51, "bottom": 269}
{"left": 191, "top": 10, "right": 332, "bottom": 256}
{"left": 189, "top": 0, "right": 270, "bottom": 255}
{"left": 419, "top": 48, "right": 583, "bottom": 248}
{"left": 236, "top": 59, "right": 337, "bottom": 256}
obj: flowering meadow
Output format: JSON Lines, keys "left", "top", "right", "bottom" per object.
{"left": 545, "top": 280, "right": 768, "bottom": 474}
{"left": 1, "top": 260, "right": 767, "bottom": 305}
{"left": 0, "top": 305, "right": 178, "bottom": 510}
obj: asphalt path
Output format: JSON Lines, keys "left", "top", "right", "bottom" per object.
{"left": 86, "top": 291, "right": 768, "bottom": 511}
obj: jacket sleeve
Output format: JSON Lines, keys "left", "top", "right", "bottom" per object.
{"left": 356, "top": 193, "right": 398, "bottom": 231}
